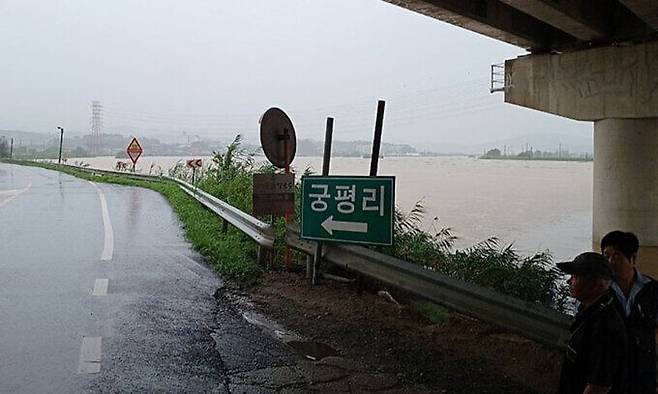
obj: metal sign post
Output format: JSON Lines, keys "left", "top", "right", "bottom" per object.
{"left": 370, "top": 100, "right": 385, "bottom": 176}
{"left": 369, "top": 100, "right": 386, "bottom": 269}
{"left": 311, "top": 117, "right": 333, "bottom": 284}
{"left": 259, "top": 107, "right": 297, "bottom": 269}
{"left": 281, "top": 128, "right": 293, "bottom": 269}
{"left": 186, "top": 159, "right": 202, "bottom": 186}
{"left": 57, "top": 126, "right": 64, "bottom": 164}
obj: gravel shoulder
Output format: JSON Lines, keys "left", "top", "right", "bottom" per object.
{"left": 247, "top": 270, "right": 563, "bottom": 393}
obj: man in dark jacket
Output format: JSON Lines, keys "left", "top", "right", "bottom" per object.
{"left": 558, "top": 252, "right": 628, "bottom": 394}
{"left": 602, "top": 231, "right": 658, "bottom": 393}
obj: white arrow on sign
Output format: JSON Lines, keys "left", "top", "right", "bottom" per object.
{"left": 321, "top": 215, "right": 368, "bottom": 235}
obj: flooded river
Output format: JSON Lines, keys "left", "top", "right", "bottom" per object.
{"left": 73, "top": 155, "right": 592, "bottom": 261}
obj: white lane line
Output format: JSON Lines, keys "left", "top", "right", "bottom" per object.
{"left": 92, "top": 279, "right": 109, "bottom": 296}
{"left": 0, "top": 189, "right": 23, "bottom": 195}
{"left": 0, "top": 182, "right": 32, "bottom": 208}
{"left": 89, "top": 182, "right": 114, "bottom": 261}
{"left": 78, "top": 336, "right": 102, "bottom": 374}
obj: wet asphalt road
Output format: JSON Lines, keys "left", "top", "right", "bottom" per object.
{"left": 0, "top": 164, "right": 294, "bottom": 393}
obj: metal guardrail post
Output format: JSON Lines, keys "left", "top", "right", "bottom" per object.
{"left": 257, "top": 246, "right": 267, "bottom": 266}
{"left": 306, "top": 255, "right": 313, "bottom": 279}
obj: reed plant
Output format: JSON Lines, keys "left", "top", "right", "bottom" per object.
{"left": 386, "top": 201, "right": 570, "bottom": 312}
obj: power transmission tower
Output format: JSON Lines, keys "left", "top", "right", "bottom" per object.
{"left": 90, "top": 100, "right": 103, "bottom": 155}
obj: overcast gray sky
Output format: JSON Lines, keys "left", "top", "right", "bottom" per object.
{"left": 0, "top": 0, "right": 590, "bottom": 147}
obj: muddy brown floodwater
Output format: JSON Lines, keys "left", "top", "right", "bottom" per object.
{"left": 73, "top": 155, "right": 592, "bottom": 262}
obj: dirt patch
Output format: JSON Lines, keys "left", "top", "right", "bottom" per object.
{"left": 249, "top": 270, "right": 563, "bottom": 393}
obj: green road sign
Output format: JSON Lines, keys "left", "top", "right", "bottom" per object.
{"left": 300, "top": 176, "right": 395, "bottom": 246}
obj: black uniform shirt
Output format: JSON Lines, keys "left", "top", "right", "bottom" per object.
{"left": 559, "top": 290, "right": 628, "bottom": 394}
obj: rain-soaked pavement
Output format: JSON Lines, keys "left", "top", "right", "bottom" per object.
{"left": 0, "top": 163, "right": 423, "bottom": 394}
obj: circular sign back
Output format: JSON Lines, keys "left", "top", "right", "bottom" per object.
{"left": 259, "top": 108, "right": 297, "bottom": 168}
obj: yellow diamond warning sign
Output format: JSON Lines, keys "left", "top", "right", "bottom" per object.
{"left": 126, "top": 137, "right": 143, "bottom": 165}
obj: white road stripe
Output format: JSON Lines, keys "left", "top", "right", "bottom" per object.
{"left": 92, "top": 279, "right": 109, "bottom": 296}
{"left": 89, "top": 182, "right": 114, "bottom": 261}
{"left": 78, "top": 336, "right": 102, "bottom": 374}
{"left": 0, "top": 182, "right": 32, "bottom": 208}
{"left": 0, "top": 189, "right": 22, "bottom": 195}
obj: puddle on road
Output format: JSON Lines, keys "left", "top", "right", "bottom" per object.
{"left": 241, "top": 311, "right": 339, "bottom": 361}
{"left": 286, "top": 340, "right": 338, "bottom": 361}
{"left": 225, "top": 289, "right": 340, "bottom": 361}
{"left": 241, "top": 311, "right": 301, "bottom": 342}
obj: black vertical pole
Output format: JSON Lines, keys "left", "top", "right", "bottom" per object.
{"left": 367, "top": 101, "right": 386, "bottom": 265}
{"left": 9, "top": 138, "right": 13, "bottom": 159}
{"left": 312, "top": 117, "right": 333, "bottom": 285}
{"left": 283, "top": 128, "right": 293, "bottom": 270}
{"left": 322, "top": 120, "right": 333, "bottom": 176}
{"left": 57, "top": 127, "right": 64, "bottom": 164}
{"left": 369, "top": 100, "right": 385, "bottom": 176}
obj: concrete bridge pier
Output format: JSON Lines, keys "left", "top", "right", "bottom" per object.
{"left": 505, "top": 41, "right": 658, "bottom": 275}
{"left": 593, "top": 118, "right": 658, "bottom": 275}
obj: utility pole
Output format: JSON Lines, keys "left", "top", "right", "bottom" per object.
{"left": 10, "top": 137, "right": 13, "bottom": 159}
{"left": 57, "top": 126, "right": 64, "bottom": 164}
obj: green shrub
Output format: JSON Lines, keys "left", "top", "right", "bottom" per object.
{"left": 387, "top": 201, "right": 569, "bottom": 312}
{"left": 414, "top": 301, "right": 451, "bottom": 323}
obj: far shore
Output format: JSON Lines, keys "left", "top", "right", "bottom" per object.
{"left": 480, "top": 155, "right": 592, "bottom": 162}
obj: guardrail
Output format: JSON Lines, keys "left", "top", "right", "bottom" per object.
{"left": 285, "top": 223, "right": 572, "bottom": 349}
{"left": 60, "top": 164, "right": 275, "bottom": 254}
{"left": 63, "top": 164, "right": 165, "bottom": 182}
{"left": 170, "top": 177, "right": 275, "bottom": 250}
{"left": 59, "top": 163, "right": 572, "bottom": 348}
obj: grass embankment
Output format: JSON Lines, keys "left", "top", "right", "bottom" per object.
{"left": 1, "top": 159, "right": 262, "bottom": 284}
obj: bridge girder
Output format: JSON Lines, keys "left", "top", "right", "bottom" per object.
{"left": 497, "top": 0, "right": 607, "bottom": 41}
{"left": 619, "top": 0, "right": 658, "bottom": 30}
{"left": 383, "top": 0, "right": 657, "bottom": 52}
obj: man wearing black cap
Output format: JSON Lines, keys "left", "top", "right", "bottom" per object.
{"left": 558, "top": 252, "right": 628, "bottom": 394}
{"left": 601, "top": 231, "right": 658, "bottom": 393}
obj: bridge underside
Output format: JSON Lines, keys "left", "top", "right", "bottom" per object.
{"left": 384, "top": 0, "right": 658, "bottom": 52}
{"left": 385, "top": 0, "right": 658, "bottom": 273}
